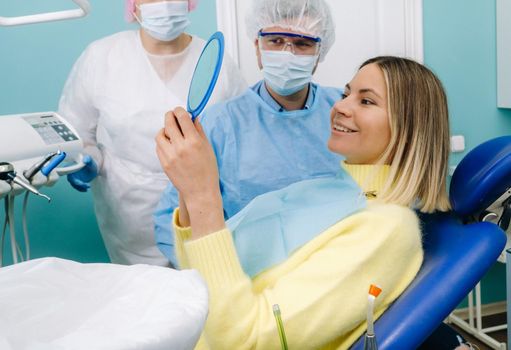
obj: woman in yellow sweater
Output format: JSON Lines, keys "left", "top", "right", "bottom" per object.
{"left": 155, "top": 56, "right": 451, "bottom": 349}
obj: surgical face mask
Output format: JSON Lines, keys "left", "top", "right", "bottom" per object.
{"left": 260, "top": 49, "right": 318, "bottom": 96}
{"left": 135, "top": 1, "right": 190, "bottom": 42}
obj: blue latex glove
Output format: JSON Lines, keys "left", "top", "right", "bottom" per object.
{"left": 67, "top": 155, "right": 98, "bottom": 192}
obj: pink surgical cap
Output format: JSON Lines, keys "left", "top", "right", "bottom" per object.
{"left": 125, "top": 0, "right": 199, "bottom": 22}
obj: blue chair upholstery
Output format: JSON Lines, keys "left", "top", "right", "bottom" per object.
{"left": 451, "top": 136, "right": 511, "bottom": 217}
{"left": 351, "top": 136, "right": 511, "bottom": 350}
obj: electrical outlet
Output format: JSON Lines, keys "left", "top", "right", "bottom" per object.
{"left": 451, "top": 135, "right": 465, "bottom": 153}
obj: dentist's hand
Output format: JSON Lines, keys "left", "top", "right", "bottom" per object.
{"left": 67, "top": 155, "right": 98, "bottom": 192}
{"left": 156, "top": 107, "right": 224, "bottom": 238}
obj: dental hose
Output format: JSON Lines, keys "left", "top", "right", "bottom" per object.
{"left": 8, "top": 194, "right": 17, "bottom": 264}
{"left": 364, "top": 284, "right": 382, "bottom": 350}
{"left": 22, "top": 191, "right": 30, "bottom": 261}
{"left": 0, "top": 188, "right": 38, "bottom": 267}
{"left": 0, "top": 155, "right": 62, "bottom": 266}
{"left": 0, "top": 197, "right": 8, "bottom": 267}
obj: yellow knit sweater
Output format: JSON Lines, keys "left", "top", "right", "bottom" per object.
{"left": 174, "top": 163, "right": 423, "bottom": 350}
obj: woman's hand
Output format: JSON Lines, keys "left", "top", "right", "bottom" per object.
{"left": 156, "top": 107, "right": 218, "bottom": 200}
{"left": 155, "top": 107, "right": 225, "bottom": 238}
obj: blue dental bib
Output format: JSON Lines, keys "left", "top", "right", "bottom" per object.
{"left": 227, "top": 170, "right": 366, "bottom": 277}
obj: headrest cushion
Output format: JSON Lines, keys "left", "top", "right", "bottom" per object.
{"left": 450, "top": 136, "right": 511, "bottom": 216}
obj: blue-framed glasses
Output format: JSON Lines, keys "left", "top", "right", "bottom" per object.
{"left": 258, "top": 30, "right": 321, "bottom": 56}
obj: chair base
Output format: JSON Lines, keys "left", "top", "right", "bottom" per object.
{"left": 448, "top": 283, "right": 507, "bottom": 350}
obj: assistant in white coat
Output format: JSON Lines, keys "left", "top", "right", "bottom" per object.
{"left": 58, "top": 0, "right": 246, "bottom": 265}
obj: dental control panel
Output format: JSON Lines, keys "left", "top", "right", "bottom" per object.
{"left": 24, "top": 114, "right": 79, "bottom": 145}
{"left": 0, "top": 112, "right": 83, "bottom": 164}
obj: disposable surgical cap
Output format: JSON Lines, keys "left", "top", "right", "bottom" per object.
{"left": 125, "top": 0, "right": 200, "bottom": 22}
{"left": 246, "top": 0, "right": 335, "bottom": 61}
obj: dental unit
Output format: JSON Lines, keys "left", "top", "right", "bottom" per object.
{"left": 0, "top": 112, "right": 86, "bottom": 265}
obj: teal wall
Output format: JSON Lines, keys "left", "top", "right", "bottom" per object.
{"left": 0, "top": 0, "right": 217, "bottom": 264}
{"left": 424, "top": 0, "right": 511, "bottom": 305}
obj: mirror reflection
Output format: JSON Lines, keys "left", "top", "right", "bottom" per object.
{"left": 188, "top": 36, "right": 221, "bottom": 115}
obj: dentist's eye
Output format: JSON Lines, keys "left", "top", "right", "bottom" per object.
{"left": 361, "top": 98, "right": 375, "bottom": 105}
{"left": 341, "top": 93, "right": 348, "bottom": 99}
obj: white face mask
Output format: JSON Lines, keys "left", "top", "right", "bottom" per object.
{"left": 260, "top": 50, "right": 319, "bottom": 96}
{"left": 135, "top": 1, "right": 190, "bottom": 42}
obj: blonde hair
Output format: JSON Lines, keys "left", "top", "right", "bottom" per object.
{"left": 360, "top": 56, "right": 451, "bottom": 213}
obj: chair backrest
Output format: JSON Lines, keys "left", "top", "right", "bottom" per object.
{"left": 351, "top": 213, "right": 505, "bottom": 349}
{"left": 351, "top": 136, "right": 511, "bottom": 350}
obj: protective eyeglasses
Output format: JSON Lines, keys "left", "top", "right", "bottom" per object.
{"left": 258, "top": 30, "right": 321, "bottom": 56}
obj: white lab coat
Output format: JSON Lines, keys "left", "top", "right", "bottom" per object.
{"left": 58, "top": 30, "right": 246, "bottom": 265}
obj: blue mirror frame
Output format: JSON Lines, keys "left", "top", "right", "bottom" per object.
{"left": 187, "top": 31, "right": 225, "bottom": 121}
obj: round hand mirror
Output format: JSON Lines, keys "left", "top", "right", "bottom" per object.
{"left": 187, "top": 31, "right": 225, "bottom": 121}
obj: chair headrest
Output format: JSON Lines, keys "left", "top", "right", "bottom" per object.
{"left": 450, "top": 136, "right": 511, "bottom": 217}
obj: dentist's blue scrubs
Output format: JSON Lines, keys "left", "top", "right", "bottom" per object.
{"left": 154, "top": 81, "right": 343, "bottom": 267}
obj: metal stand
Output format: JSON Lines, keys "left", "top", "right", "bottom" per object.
{"left": 449, "top": 257, "right": 508, "bottom": 350}
{"left": 448, "top": 209, "right": 510, "bottom": 350}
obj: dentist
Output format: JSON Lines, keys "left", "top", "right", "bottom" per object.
{"left": 58, "top": 0, "right": 246, "bottom": 265}
{"left": 154, "top": 0, "right": 341, "bottom": 267}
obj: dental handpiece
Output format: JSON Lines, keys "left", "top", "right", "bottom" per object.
{"left": 0, "top": 163, "right": 51, "bottom": 202}
{"left": 9, "top": 174, "right": 51, "bottom": 202}
{"left": 23, "top": 151, "right": 60, "bottom": 181}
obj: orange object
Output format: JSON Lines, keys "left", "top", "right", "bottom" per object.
{"left": 368, "top": 284, "right": 382, "bottom": 298}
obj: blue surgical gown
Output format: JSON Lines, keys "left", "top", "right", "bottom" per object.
{"left": 154, "top": 81, "right": 343, "bottom": 266}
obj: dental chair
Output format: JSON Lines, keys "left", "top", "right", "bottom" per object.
{"left": 351, "top": 136, "right": 511, "bottom": 350}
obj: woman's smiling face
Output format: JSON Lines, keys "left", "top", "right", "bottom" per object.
{"left": 328, "top": 63, "right": 391, "bottom": 164}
